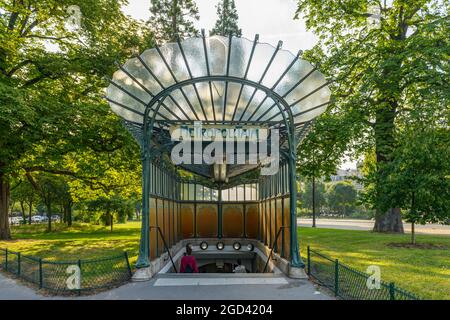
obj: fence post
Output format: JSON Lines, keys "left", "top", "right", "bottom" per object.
{"left": 5, "top": 248, "right": 8, "bottom": 272}
{"left": 389, "top": 282, "right": 396, "bottom": 300}
{"left": 17, "top": 252, "right": 21, "bottom": 276}
{"left": 334, "top": 259, "right": 339, "bottom": 297}
{"left": 124, "top": 252, "right": 132, "bottom": 277}
{"left": 77, "top": 259, "right": 82, "bottom": 296}
{"left": 307, "top": 246, "right": 311, "bottom": 276}
{"left": 38, "top": 258, "right": 43, "bottom": 289}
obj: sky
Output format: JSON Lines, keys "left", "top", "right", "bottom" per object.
{"left": 122, "top": 0, "right": 318, "bottom": 52}
{"left": 122, "top": 0, "right": 357, "bottom": 170}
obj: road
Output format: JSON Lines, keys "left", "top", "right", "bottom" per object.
{"left": 297, "top": 218, "right": 450, "bottom": 236}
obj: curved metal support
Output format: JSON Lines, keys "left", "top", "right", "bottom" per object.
{"left": 135, "top": 99, "right": 167, "bottom": 269}
{"left": 143, "top": 76, "right": 296, "bottom": 127}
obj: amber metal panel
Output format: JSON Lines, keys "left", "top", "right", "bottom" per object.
{"left": 258, "top": 202, "right": 263, "bottom": 241}
{"left": 168, "top": 200, "right": 173, "bottom": 246}
{"left": 245, "top": 204, "right": 258, "bottom": 239}
{"left": 156, "top": 198, "right": 164, "bottom": 255}
{"left": 196, "top": 203, "right": 218, "bottom": 237}
{"left": 222, "top": 204, "right": 244, "bottom": 238}
{"left": 149, "top": 197, "right": 157, "bottom": 260}
{"left": 276, "top": 198, "right": 283, "bottom": 254}
{"left": 181, "top": 203, "right": 195, "bottom": 238}
{"left": 270, "top": 199, "right": 276, "bottom": 248}
{"left": 171, "top": 200, "right": 175, "bottom": 245}
{"left": 283, "top": 197, "right": 291, "bottom": 259}
{"left": 263, "top": 200, "right": 268, "bottom": 245}
{"left": 162, "top": 200, "right": 168, "bottom": 247}
{"left": 174, "top": 201, "right": 178, "bottom": 243}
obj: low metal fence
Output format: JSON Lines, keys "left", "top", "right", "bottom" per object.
{"left": 306, "top": 246, "right": 420, "bottom": 300}
{"left": 0, "top": 248, "right": 132, "bottom": 295}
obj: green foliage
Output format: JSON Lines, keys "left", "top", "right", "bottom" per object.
{"left": 0, "top": 0, "right": 149, "bottom": 238}
{"left": 295, "top": 0, "right": 449, "bottom": 230}
{"left": 210, "top": 0, "right": 242, "bottom": 37}
{"left": 299, "top": 179, "right": 326, "bottom": 212}
{"left": 327, "top": 181, "right": 358, "bottom": 216}
{"left": 148, "top": 0, "right": 199, "bottom": 42}
{"left": 374, "top": 127, "right": 449, "bottom": 225}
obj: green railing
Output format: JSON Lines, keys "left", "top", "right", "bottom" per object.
{"left": 306, "top": 246, "right": 420, "bottom": 300}
{"left": 0, "top": 248, "right": 132, "bottom": 295}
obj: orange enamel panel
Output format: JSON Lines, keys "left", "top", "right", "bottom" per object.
{"left": 149, "top": 197, "right": 157, "bottom": 260}
{"left": 276, "top": 198, "right": 283, "bottom": 254}
{"left": 181, "top": 203, "right": 195, "bottom": 238}
{"left": 156, "top": 199, "right": 164, "bottom": 255}
{"left": 283, "top": 197, "right": 291, "bottom": 259}
{"left": 270, "top": 199, "right": 276, "bottom": 248}
{"left": 222, "top": 204, "right": 244, "bottom": 238}
{"left": 245, "top": 204, "right": 258, "bottom": 239}
{"left": 196, "top": 204, "right": 218, "bottom": 237}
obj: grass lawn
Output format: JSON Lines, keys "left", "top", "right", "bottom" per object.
{"left": 298, "top": 228, "right": 450, "bottom": 300}
{"left": 0, "top": 222, "right": 141, "bottom": 265}
{"left": 1, "top": 222, "right": 448, "bottom": 299}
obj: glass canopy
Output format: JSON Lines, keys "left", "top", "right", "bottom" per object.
{"left": 106, "top": 35, "right": 331, "bottom": 180}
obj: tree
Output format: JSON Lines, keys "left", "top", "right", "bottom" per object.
{"left": 327, "top": 181, "right": 357, "bottom": 217}
{"left": 210, "top": 0, "right": 242, "bottom": 37}
{"left": 295, "top": 0, "right": 448, "bottom": 232}
{"left": 375, "top": 128, "right": 449, "bottom": 244}
{"left": 300, "top": 178, "right": 326, "bottom": 216}
{"left": 0, "top": 0, "right": 145, "bottom": 239}
{"left": 25, "top": 173, "right": 66, "bottom": 232}
{"left": 148, "top": 0, "right": 200, "bottom": 42}
{"left": 11, "top": 179, "right": 36, "bottom": 224}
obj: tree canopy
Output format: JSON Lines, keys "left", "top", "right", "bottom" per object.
{"left": 295, "top": 0, "right": 449, "bottom": 232}
{"left": 210, "top": 0, "right": 242, "bottom": 37}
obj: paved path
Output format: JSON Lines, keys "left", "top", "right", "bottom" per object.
{"left": 298, "top": 218, "right": 450, "bottom": 236}
{"left": 0, "top": 272, "right": 332, "bottom": 300}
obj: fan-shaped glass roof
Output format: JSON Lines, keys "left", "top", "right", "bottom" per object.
{"left": 106, "top": 34, "right": 331, "bottom": 180}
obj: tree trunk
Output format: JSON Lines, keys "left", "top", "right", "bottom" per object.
{"left": 373, "top": 208, "right": 404, "bottom": 233}
{"left": 28, "top": 201, "right": 33, "bottom": 225}
{"left": 411, "top": 222, "right": 416, "bottom": 245}
{"left": 66, "top": 203, "right": 72, "bottom": 227}
{"left": 20, "top": 201, "right": 26, "bottom": 224}
{"left": 312, "top": 177, "right": 316, "bottom": 227}
{"left": 171, "top": 0, "right": 178, "bottom": 41}
{"left": 62, "top": 205, "right": 67, "bottom": 223}
{"left": 0, "top": 170, "right": 11, "bottom": 240}
{"left": 373, "top": 102, "right": 404, "bottom": 233}
{"left": 46, "top": 199, "right": 52, "bottom": 232}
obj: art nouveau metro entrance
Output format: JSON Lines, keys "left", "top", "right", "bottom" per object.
{"left": 106, "top": 32, "right": 331, "bottom": 279}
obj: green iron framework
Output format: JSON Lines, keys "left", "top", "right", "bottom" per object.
{"left": 0, "top": 248, "right": 132, "bottom": 295}
{"left": 106, "top": 32, "right": 332, "bottom": 271}
{"left": 306, "top": 247, "right": 420, "bottom": 300}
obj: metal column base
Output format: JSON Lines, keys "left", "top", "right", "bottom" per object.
{"left": 132, "top": 267, "right": 153, "bottom": 282}
{"left": 288, "top": 265, "right": 308, "bottom": 279}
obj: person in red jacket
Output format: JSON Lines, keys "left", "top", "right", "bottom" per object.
{"left": 180, "top": 244, "right": 199, "bottom": 273}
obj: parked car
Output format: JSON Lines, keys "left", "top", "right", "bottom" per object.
{"left": 11, "top": 217, "right": 23, "bottom": 225}
{"left": 51, "top": 215, "right": 60, "bottom": 222}
{"left": 31, "top": 215, "right": 44, "bottom": 223}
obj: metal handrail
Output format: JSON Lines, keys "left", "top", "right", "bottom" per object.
{"left": 150, "top": 226, "right": 178, "bottom": 273}
{"left": 263, "top": 226, "right": 287, "bottom": 273}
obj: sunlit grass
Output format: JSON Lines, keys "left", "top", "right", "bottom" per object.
{"left": 1, "top": 223, "right": 448, "bottom": 299}
{"left": 0, "top": 222, "right": 141, "bottom": 265}
{"left": 298, "top": 227, "right": 450, "bottom": 300}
